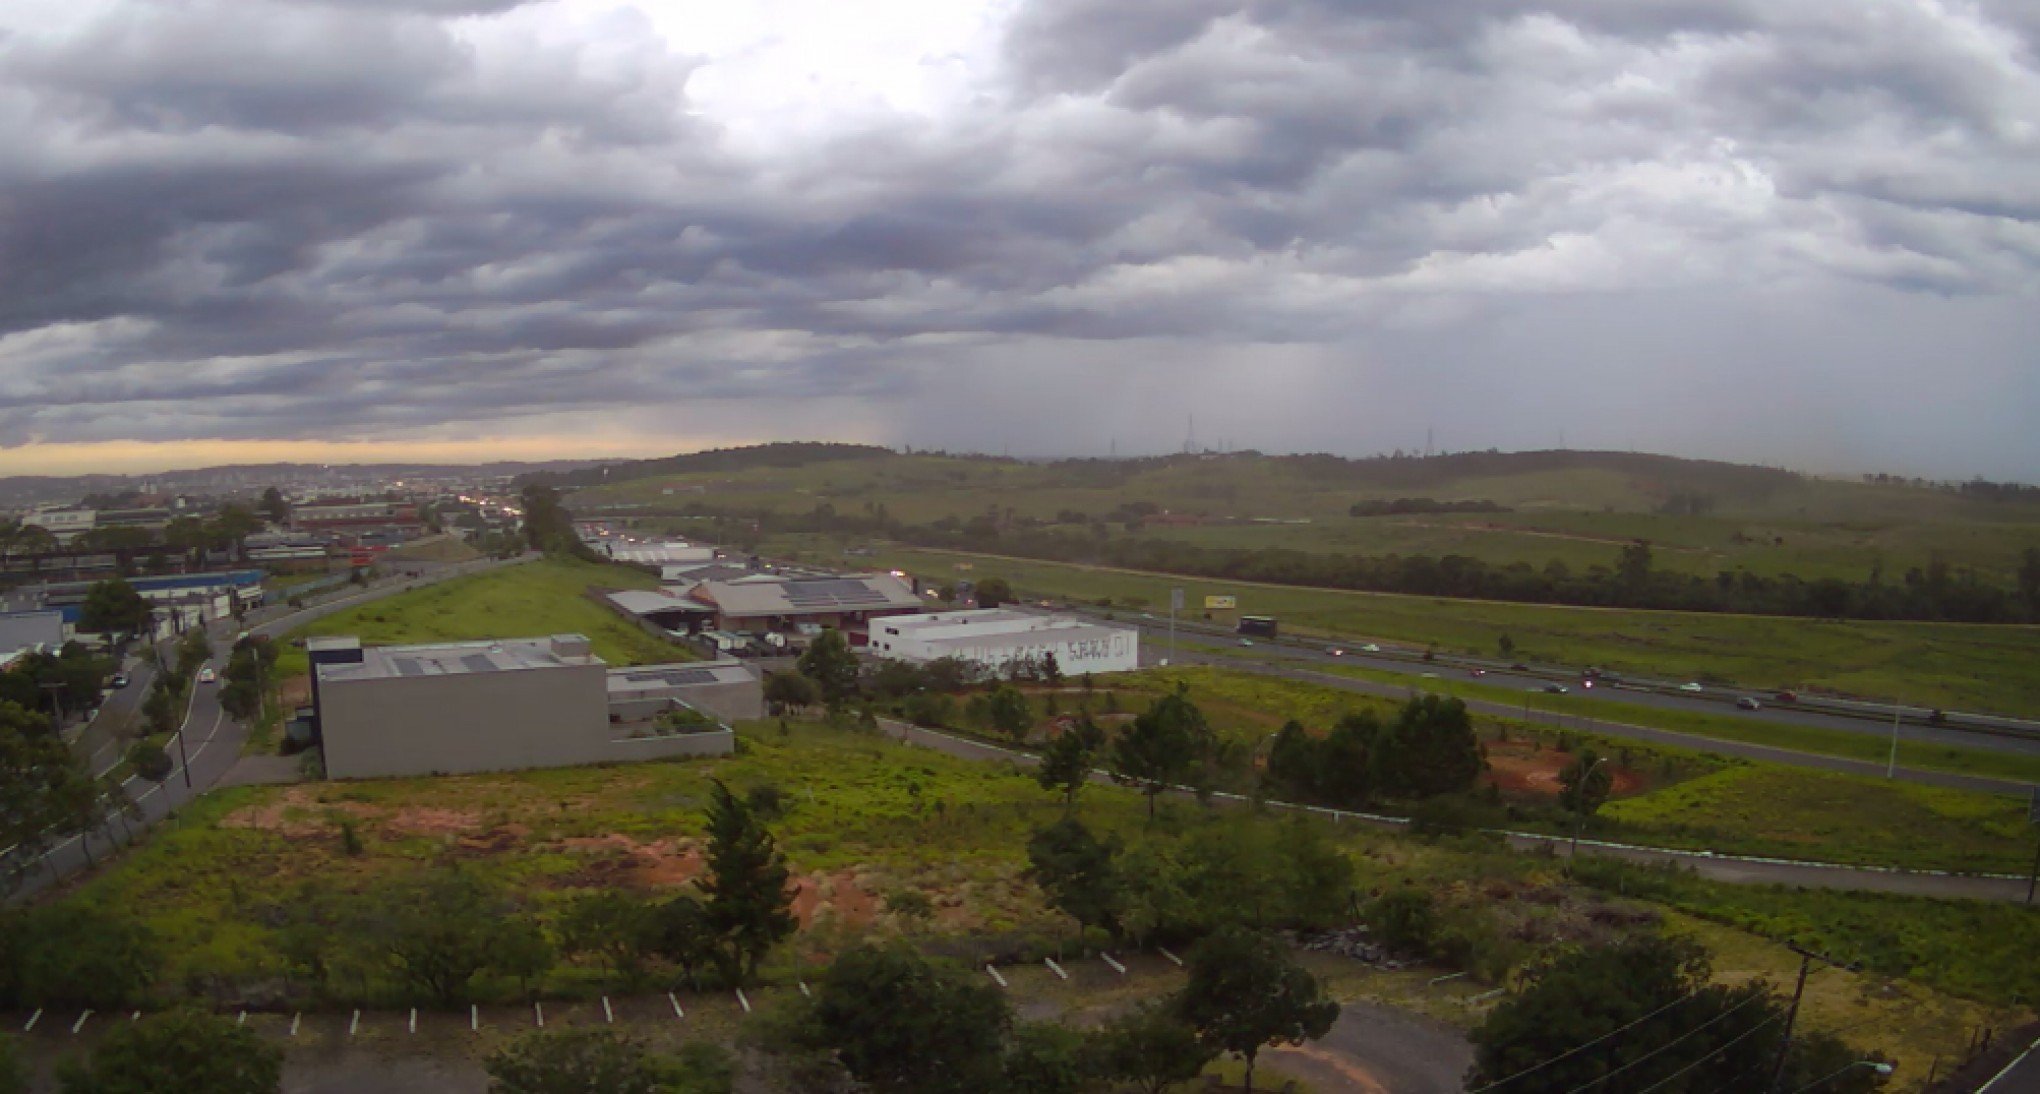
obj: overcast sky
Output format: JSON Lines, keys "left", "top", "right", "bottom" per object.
{"left": 1, "top": 0, "right": 2036, "bottom": 478}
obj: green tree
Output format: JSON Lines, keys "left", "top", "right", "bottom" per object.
{"left": 485, "top": 1028, "right": 669, "bottom": 1094}
{"left": 1366, "top": 888, "right": 1438, "bottom": 955}
{"left": 1558, "top": 748, "right": 1614, "bottom": 819}
{"left": 651, "top": 893, "right": 717, "bottom": 988}
{"left": 798, "top": 942, "right": 1012, "bottom": 1093}
{"left": 79, "top": 578, "right": 152, "bottom": 642}
{"left": 1376, "top": 695, "right": 1482, "bottom": 799}
{"left": 1035, "top": 716, "right": 1102, "bottom": 812}
{"left": 1003, "top": 1022, "right": 1096, "bottom": 1094}
{"left": 127, "top": 740, "right": 173, "bottom": 782}
{"left": 1096, "top": 1002, "right": 1214, "bottom": 1094}
{"left": 259, "top": 487, "right": 291, "bottom": 525}
{"left": 142, "top": 677, "right": 185, "bottom": 735}
{"left": 1176, "top": 927, "right": 1338, "bottom": 1091}
{"left": 763, "top": 671, "right": 820, "bottom": 715}
{"left": 56, "top": 1009, "right": 279, "bottom": 1094}
{"left": 558, "top": 890, "right": 660, "bottom": 987}
{"left": 795, "top": 628, "right": 861, "bottom": 704}
{"left": 700, "top": 779, "right": 796, "bottom": 984}
{"left": 1469, "top": 935, "right": 1816, "bottom": 1093}
{"left": 974, "top": 576, "right": 1014, "bottom": 608}
{"left": 0, "top": 703, "right": 106, "bottom": 882}
{"left": 208, "top": 503, "right": 262, "bottom": 551}
{"left": 985, "top": 684, "right": 1033, "bottom": 742}
{"left": 1026, "top": 816, "right": 1124, "bottom": 939}
{"left": 374, "top": 874, "right": 536, "bottom": 1006}
{"left": 1110, "top": 687, "right": 1213, "bottom": 819}
{"left": 1498, "top": 632, "right": 1516, "bottom": 657}
{"left": 1263, "top": 720, "right": 1317, "bottom": 799}
{"left": 518, "top": 483, "right": 594, "bottom": 559}
{"left": 1617, "top": 539, "right": 1654, "bottom": 594}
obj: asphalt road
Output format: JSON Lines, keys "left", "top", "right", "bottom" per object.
{"left": 1265, "top": 1001, "right": 1474, "bottom": 1094}
{"left": 2, "top": 553, "right": 529, "bottom": 903}
{"left": 1094, "top": 616, "right": 2040, "bottom": 798}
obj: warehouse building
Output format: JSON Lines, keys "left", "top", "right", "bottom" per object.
{"left": 311, "top": 634, "right": 740, "bottom": 780}
{"left": 684, "top": 573, "right": 924, "bottom": 639}
{"left": 870, "top": 609, "right": 1140, "bottom": 676}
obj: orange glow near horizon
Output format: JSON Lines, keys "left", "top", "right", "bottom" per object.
{"left": 0, "top": 436, "right": 727, "bottom": 477}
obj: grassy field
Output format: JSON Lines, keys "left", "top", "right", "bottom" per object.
{"left": 1294, "top": 659, "right": 2040, "bottom": 785}
{"left": 276, "top": 557, "right": 685, "bottom": 677}
{"left": 574, "top": 449, "right": 2040, "bottom": 583}
{"left": 814, "top": 542, "right": 2040, "bottom": 717}
{"left": 41, "top": 717, "right": 2029, "bottom": 1083}
{"left": 1012, "top": 666, "right": 2038, "bottom": 874}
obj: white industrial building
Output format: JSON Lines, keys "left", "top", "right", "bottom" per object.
{"left": 869, "top": 609, "right": 1140, "bottom": 676}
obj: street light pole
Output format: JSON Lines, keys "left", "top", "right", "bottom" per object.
{"left": 1886, "top": 701, "right": 1902, "bottom": 779}
{"left": 1568, "top": 755, "right": 1610, "bottom": 861}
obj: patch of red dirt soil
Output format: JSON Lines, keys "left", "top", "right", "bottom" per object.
{"left": 278, "top": 677, "right": 311, "bottom": 707}
{"left": 378, "top": 807, "right": 481, "bottom": 839}
{"left": 791, "top": 870, "right": 878, "bottom": 930}
{"left": 220, "top": 787, "right": 376, "bottom": 837}
{"left": 556, "top": 835, "right": 705, "bottom": 889}
{"left": 1484, "top": 745, "right": 1646, "bottom": 797}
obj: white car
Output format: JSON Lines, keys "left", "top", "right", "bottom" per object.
{"left": 197, "top": 667, "right": 218, "bottom": 684}
{"left": 1678, "top": 682, "right": 1703, "bottom": 693}
{"left": 1360, "top": 643, "right": 1382, "bottom": 653}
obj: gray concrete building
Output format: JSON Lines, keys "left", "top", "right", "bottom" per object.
{"left": 313, "top": 634, "right": 736, "bottom": 780}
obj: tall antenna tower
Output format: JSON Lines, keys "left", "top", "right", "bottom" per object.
{"left": 1185, "top": 414, "right": 1198, "bottom": 455}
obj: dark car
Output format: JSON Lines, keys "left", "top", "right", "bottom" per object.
{"left": 1774, "top": 691, "right": 1798, "bottom": 704}
{"left": 1736, "top": 697, "right": 1762, "bottom": 711}
{"left": 1542, "top": 683, "right": 1569, "bottom": 694}
{"left": 1510, "top": 663, "right": 1530, "bottom": 671}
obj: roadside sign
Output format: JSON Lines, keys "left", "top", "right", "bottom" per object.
{"left": 1205, "top": 595, "right": 1238, "bottom": 610}
{"left": 1170, "top": 587, "right": 1185, "bottom": 612}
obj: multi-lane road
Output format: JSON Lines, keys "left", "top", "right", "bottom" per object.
{"left": 1076, "top": 610, "right": 2040, "bottom": 797}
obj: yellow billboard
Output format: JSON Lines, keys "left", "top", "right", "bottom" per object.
{"left": 1205, "top": 595, "right": 1238, "bottom": 609}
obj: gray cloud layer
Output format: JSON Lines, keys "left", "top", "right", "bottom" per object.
{"left": 1, "top": 0, "right": 2036, "bottom": 476}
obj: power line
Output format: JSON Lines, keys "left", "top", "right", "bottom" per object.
{"left": 1469, "top": 988, "right": 1709, "bottom": 1092}
{"left": 1565, "top": 992, "right": 1771, "bottom": 1094}
{"left": 1631, "top": 1014, "right": 1784, "bottom": 1094}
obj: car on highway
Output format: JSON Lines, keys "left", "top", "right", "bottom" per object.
{"left": 1736, "top": 697, "right": 1762, "bottom": 711}
{"left": 1679, "top": 682, "right": 1703, "bottom": 693}
{"left": 1542, "top": 683, "right": 1569, "bottom": 694}
{"left": 197, "top": 667, "right": 217, "bottom": 684}
{"left": 1468, "top": 668, "right": 1487, "bottom": 677}
{"left": 110, "top": 672, "right": 130, "bottom": 689}
{"left": 1510, "top": 662, "right": 1530, "bottom": 671}
{"left": 1239, "top": 638, "right": 1254, "bottom": 647}
{"left": 1327, "top": 647, "right": 1346, "bottom": 656}
{"left": 1774, "top": 691, "right": 1799, "bottom": 704}
{"left": 1360, "top": 643, "right": 1381, "bottom": 653}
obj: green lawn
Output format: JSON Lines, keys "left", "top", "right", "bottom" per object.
{"left": 828, "top": 543, "right": 2040, "bottom": 718}
{"left": 278, "top": 557, "right": 687, "bottom": 675}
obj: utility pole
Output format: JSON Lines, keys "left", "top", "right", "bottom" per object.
{"left": 1768, "top": 944, "right": 1850, "bottom": 1092}
{"left": 2026, "top": 788, "right": 2039, "bottom": 906}
{"left": 1168, "top": 587, "right": 1182, "bottom": 667}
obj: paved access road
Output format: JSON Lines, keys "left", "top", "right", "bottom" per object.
{"left": 3, "top": 554, "right": 529, "bottom": 903}
{"left": 1265, "top": 1001, "right": 1474, "bottom": 1093}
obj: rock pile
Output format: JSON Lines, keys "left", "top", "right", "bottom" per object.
{"left": 1290, "top": 926, "right": 1406, "bottom": 970}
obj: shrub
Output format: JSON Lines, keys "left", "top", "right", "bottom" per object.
{"left": 1366, "top": 888, "right": 1438, "bottom": 955}
{"left": 128, "top": 741, "right": 173, "bottom": 782}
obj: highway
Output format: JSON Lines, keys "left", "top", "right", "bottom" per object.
{"left": 1076, "top": 612, "right": 2040, "bottom": 797}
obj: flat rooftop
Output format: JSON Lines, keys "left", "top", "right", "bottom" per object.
{"left": 316, "top": 634, "right": 601, "bottom": 683}
{"left": 877, "top": 609, "right": 1137, "bottom": 646}
{"left": 606, "top": 661, "right": 758, "bottom": 695}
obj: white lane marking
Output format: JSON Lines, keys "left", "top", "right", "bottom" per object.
{"left": 1044, "top": 958, "right": 1068, "bottom": 980}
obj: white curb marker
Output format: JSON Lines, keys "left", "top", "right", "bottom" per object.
{"left": 408, "top": 1008, "right": 417, "bottom": 1034}
{"left": 290, "top": 1013, "right": 301, "bottom": 1037}
{"left": 22, "top": 1009, "right": 40, "bottom": 1032}
{"left": 471, "top": 1005, "right": 479, "bottom": 1032}
{"left": 736, "top": 989, "right": 751, "bottom": 1014}
{"left": 668, "top": 993, "right": 685, "bottom": 1020}
{"left": 534, "top": 1002, "right": 544, "bottom": 1028}
{"left": 1044, "top": 957, "right": 1068, "bottom": 981}
{"left": 72, "top": 1010, "right": 92, "bottom": 1034}
{"left": 1101, "top": 953, "right": 1126, "bottom": 975}
{"left": 1158, "top": 948, "right": 1183, "bottom": 967}
{"left": 602, "top": 997, "right": 614, "bottom": 1024}
{"left": 349, "top": 1010, "right": 360, "bottom": 1037}
{"left": 798, "top": 981, "right": 811, "bottom": 998}
{"left": 986, "top": 965, "right": 1009, "bottom": 988}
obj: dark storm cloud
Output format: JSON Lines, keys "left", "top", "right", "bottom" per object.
{"left": 0, "top": 0, "right": 2035, "bottom": 475}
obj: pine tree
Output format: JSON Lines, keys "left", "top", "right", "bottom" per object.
{"left": 700, "top": 779, "right": 796, "bottom": 984}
